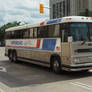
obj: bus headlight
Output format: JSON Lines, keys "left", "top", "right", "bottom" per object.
{"left": 74, "top": 58, "right": 80, "bottom": 64}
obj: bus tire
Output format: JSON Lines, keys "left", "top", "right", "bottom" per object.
{"left": 9, "top": 52, "right": 13, "bottom": 62}
{"left": 51, "top": 57, "right": 61, "bottom": 74}
{"left": 12, "top": 51, "right": 18, "bottom": 63}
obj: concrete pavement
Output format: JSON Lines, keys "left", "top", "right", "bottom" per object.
{"left": 0, "top": 47, "right": 8, "bottom": 61}
{"left": 0, "top": 76, "right": 92, "bottom": 92}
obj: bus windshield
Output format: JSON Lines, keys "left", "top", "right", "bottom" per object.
{"left": 70, "top": 23, "right": 92, "bottom": 42}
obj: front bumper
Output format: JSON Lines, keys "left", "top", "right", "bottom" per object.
{"left": 62, "top": 63, "right": 92, "bottom": 71}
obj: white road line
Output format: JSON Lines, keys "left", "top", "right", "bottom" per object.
{"left": 0, "top": 67, "right": 7, "bottom": 72}
{"left": 75, "top": 82, "right": 92, "bottom": 88}
{"left": 70, "top": 82, "right": 92, "bottom": 91}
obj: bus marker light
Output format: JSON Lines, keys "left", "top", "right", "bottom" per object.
{"left": 66, "top": 18, "right": 68, "bottom": 20}
{"left": 86, "top": 18, "right": 88, "bottom": 20}
{"left": 69, "top": 18, "right": 72, "bottom": 20}
{"left": 81, "top": 18, "right": 84, "bottom": 20}
{"left": 56, "top": 47, "right": 60, "bottom": 51}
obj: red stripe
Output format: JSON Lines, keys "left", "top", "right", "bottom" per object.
{"left": 40, "top": 22, "right": 45, "bottom": 25}
{"left": 36, "top": 39, "right": 41, "bottom": 48}
{"left": 7, "top": 45, "right": 37, "bottom": 49}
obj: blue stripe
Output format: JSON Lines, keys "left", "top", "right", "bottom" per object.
{"left": 47, "top": 18, "right": 61, "bottom": 24}
{"left": 42, "top": 39, "right": 56, "bottom": 51}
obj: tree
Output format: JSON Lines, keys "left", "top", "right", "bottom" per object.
{"left": 0, "top": 21, "right": 21, "bottom": 42}
{"left": 80, "top": 10, "right": 92, "bottom": 16}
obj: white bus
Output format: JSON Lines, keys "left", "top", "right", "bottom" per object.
{"left": 5, "top": 16, "right": 92, "bottom": 73}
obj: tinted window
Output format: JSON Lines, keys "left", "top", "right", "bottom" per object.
{"left": 48, "top": 24, "right": 60, "bottom": 38}
{"left": 38, "top": 26, "right": 48, "bottom": 38}
{"left": 70, "top": 23, "right": 89, "bottom": 42}
{"left": 60, "top": 24, "right": 69, "bottom": 42}
{"left": 30, "top": 29, "right": 33, "bottom": 38}
{"left": 33, "top": 28, "right": 38, "bottom": 38}
{"left": 6, "top": 29, "right": 30, "bottom": 39}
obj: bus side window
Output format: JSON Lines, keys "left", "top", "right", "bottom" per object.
{"left": 48, "top": 24, "right": 60, "bottom": 38}
{"left": 30, "top": 29, "right": 33, "bottom": 38}
{"left": 48, "top": 25, "right": 55, "bottom": 37}
{"left": 33, "top": 28, "right": 37, "bottom": 38}
{"left": 37, "top": 26, "right": 48, "bottom": 38}
{"left": 23, "top": 29, "right": 29, "bottom": 39}
{"left": 6, "top": 32, "right": 11, "bottom": 39}
{"left": 14, "top": 30, "right": 24, "bottom": 39}
{"left": 54, "top": 24, "right": 60, "bottom": 37}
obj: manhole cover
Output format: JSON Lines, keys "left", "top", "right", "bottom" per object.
{"left": 0, "top": 67, "right": 7, "bottom": 72}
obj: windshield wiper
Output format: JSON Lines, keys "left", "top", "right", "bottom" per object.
{"left": 81, "top": 36, "right": 88, "bottom": 45}
{"left": 81, "top": 40, "right": 86, "bottom": 45}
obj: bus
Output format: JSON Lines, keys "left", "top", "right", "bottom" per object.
{"left": 5, "top": 16, "right": 92, "bottom": 73}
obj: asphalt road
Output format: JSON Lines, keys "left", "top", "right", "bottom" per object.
{"left": 0, "top": 47, "right": 92, "bottom": 92}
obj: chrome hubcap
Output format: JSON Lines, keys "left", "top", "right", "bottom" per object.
{"left": 13, "top": 53, "right": 16, "bottom": 61}
{"left": 9, "top": 54, "right": 12, "bottom": 61}
{"left": 53, "top": 60, "right": 59, "bottom": 71}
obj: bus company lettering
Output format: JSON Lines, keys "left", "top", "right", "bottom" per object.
{"left": 24, "top": 40, "right": 33, "bottom": 46}
{"left": 11, "top": 41, "right": 23, "bottom": 45}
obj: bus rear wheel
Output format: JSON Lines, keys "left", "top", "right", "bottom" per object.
{"left": 12, "top": 52, "right": 18, "bottom": 63}
{"left": 9, "top": 52, "right": 13, "bottom": 62}
{"left": 51, "top": 57, "right": 61, "bottom": 74}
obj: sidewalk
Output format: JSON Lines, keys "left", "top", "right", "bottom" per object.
{"left": 0, "top": 47, "right": 8, "bottom": 61}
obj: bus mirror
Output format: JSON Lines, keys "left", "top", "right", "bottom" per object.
{"left": 68, "top": 36, "right": 72, "bottom": 42}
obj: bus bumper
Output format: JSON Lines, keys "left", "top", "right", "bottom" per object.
{"left": 62, "top": 63, "right": 92, "bottom": 71}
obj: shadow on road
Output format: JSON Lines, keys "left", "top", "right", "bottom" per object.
{"left": 0, "top": 60, "right": 92, "bottom": 88}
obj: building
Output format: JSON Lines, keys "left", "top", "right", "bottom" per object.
{"left": 50, "top": 0, "right": 92, "bottom": 19}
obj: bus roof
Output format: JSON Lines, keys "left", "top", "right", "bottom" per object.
{"left": 6, "top": 16, "right": 92, "bottom": 32}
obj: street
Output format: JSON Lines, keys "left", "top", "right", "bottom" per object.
{"left": 0, "top": 47, "right": 92, "bottom": 92}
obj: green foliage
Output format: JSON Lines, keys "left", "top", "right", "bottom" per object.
{"left": 80, "top": 11, "right": 92, "bottom": 16}
{"left": 0, "top": 21, "right": 21, "bottom": 42}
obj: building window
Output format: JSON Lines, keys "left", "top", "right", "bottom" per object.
{"left": 63, "top": 1, "right": 65, "bottom": 16}
{"left": 66, "top": 0, "right": 70, "bottom": 16}
{"left": 53, "top": 4, "right": 56, "bottom": 19}
{"left": 60, "top": 2, "right": 63, "bottom": 17}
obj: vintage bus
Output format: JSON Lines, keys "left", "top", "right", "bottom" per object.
{"left": 5, "top": 16, "right": 92, "bottom": 73}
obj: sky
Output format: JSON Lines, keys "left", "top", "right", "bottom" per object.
{"left": 0, "top": 0, "right": 49, "bottom": 26}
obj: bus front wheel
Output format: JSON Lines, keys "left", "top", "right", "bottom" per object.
{"left": 51, "top": 57, "right": 61, "bottom": 74}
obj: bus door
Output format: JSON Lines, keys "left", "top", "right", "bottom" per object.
{"left": 61, "top": 24, "right": 72, "bottom": 65}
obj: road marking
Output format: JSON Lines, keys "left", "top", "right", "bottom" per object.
{"left": 0, "top": 67, "right": 7, "bottom": 72}
{"left": 70, "top": 82, "right": 92, "bottom": 91}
